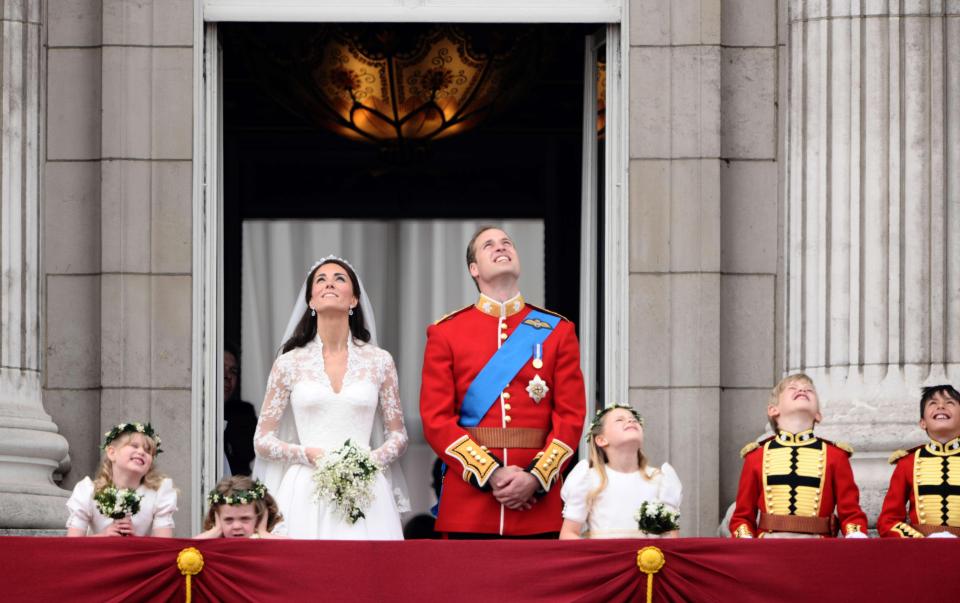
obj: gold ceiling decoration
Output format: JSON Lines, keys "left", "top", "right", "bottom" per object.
{"left": 237, "top": 25, "right": 536, "bottom": 144}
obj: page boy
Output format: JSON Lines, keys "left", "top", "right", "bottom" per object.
{"left": 878, "top": 384, "right": 960, "bottom": 538}
{"left": 730, "top": 373, "right": 868, "bottom": 538}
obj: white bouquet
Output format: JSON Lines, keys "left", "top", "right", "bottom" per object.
{"left": 311, "top": 439, "right": 380, "bottom": 524}
{"left": 634, "top": 501, "right": 680, "bottom": 534}
{"left": 94, "top": 486, "right": 143, "bottom": 520}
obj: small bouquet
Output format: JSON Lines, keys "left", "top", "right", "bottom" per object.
{"left": 634, "top": 501, "right": 680, "bottom": 535}
{"left": 94, "top": 486, "right": 143, "bottom": 520}
{"left": 311, "top": 439, "right": 380, "bottom": 524}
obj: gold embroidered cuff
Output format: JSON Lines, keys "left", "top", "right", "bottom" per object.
{"left": 733, "top": 524, "right": 754, "bottom": 538}
{"left": 446, "top": 435, "right": 499, "bottom": 487}
{"left": 892, "top": 522, "right": 924, "bottom": 539}
{"left": 529, "top": 439, "right": 574, "bottom": 491}
{"left": 844, "top": 523, "right": 862, "bottom": 535}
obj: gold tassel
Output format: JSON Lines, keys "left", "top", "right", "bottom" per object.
{"left": 636, "top": 546, "right": 665, "bottom": 603}
{"left": 177, "top": 547, "right": 204, "bottom": 603}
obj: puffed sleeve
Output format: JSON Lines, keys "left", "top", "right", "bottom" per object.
{"left": 151, "top": 478, "right": 178, "bottom": 530}
{"left": 560, "top": 459, "right": 592, "bottom": 524}
{"left": 657, "top": 462, "right": 682, "bottom": 512}
{"left": 65, "top": 477, "right": 95, "bottom": 532}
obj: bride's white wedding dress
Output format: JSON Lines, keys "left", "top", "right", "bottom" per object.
{"left": 253, "top": 335, "right": 408, "bottom": 539}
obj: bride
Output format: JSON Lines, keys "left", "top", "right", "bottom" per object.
{"left": 252, "top": 256, "right": 409, "bottom": 539}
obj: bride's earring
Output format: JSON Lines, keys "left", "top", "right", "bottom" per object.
{"left": 348, "top": 307, "right": 354, "bottom": 317}
{"left": 310, "top": 306, "right": 316, "bottom": 317}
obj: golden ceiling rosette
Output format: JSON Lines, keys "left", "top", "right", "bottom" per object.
{"left": 234, "top": 24, "right": 536, "bottom": 144}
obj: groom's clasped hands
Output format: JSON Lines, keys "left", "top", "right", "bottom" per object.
{"left": 490, "top": 466, "right": 539, "bottom": 511}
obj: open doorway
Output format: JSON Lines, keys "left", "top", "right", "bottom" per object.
{"left": 195, "top": 14, "right": 628, "bottom": 531}
{"left": 219, "top": 23, "right": 593, "bottom": 516}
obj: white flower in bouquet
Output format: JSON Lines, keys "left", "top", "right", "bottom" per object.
{"left": 634, "top": 501, "right": 680, "bottom": 535}
{"left": 94, "top": 485, "right": 143, "bottom": 520}
{"left": 311, "top": 439, "right": 381, "bottom": 524}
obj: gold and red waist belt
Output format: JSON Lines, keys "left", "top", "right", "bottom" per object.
{"left": 912, "top": 523, "right": 960, "bottom": 537}
{"left": 759, "top": 512, "right": 836, "bottom": 535}
{"left": 465, "top": 427, "right": 547, "bottom": 449}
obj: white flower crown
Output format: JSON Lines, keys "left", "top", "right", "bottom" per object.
{"left": 586, "top": 404, "right": 645, "bottom": 440}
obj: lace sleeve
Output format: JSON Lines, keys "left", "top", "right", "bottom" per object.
{"left": 253, "top": 357, "right": 310, "bottom": 466}
{"left": 370, "top": 351, "right": 408, "bottom": 467}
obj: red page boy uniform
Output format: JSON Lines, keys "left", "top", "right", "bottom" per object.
{"left": 420, "top": 293, "right": 586, "bottom": 536}
{"left": 730, "top": 429, "right": 868, "bottom": 538}
{"left": 878, "top": 437, "right": 960, "bottom": 538}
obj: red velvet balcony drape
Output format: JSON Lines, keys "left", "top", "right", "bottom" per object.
{"left": 1, "top": 537, "right": 956, "bottom": 602}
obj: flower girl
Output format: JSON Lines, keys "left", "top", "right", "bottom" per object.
{"left": 66, "top": 422, "right": 177, "bottom": 537}
{"left": 195, "top": 476, "right": 286, "bottom": 539}
{"left": 560, "top": 405, "right": 682, "bottom": 539}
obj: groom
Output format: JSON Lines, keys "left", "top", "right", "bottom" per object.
{"left": 420, "top": 226, "right": 586, "bottom": 537}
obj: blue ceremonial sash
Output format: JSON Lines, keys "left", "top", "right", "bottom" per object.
{"left": 459, "top": 310, "right": 560, "bottom": 427}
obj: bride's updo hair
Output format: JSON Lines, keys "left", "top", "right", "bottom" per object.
{"left": 281, "top": 259, "right": 371, "bottom": 353}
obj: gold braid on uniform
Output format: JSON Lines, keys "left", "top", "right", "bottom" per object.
{"left": 446, "top": 435, "right": 502, "bottom": 490}
{"left": 527, "top": 439, "right": 574, "bottom": 491}
{"left": 913, "top": 440, "right": 960, "bottom": 528}
{"left": 762, "top": 432, "right": 825, "bottom": 519}
{"left": 891, "top": 521, "right": 924, "bottom": 538}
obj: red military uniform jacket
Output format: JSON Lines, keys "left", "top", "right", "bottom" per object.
{"left": 419, "top": 293, "right": 586, "bottom": 535}
{"left": 878, "top": 436, "right": 960, "bottom": 538}
{"left": 729, "top": 429, "right": 868, "bottom": 538}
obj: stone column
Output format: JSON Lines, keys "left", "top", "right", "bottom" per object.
{"left": 786, "top": 1, "right": 960, "bottom": 521}
{"left": 629, "top": 0, "right": 722, "bottom": 535}
{"left": 42, "top": 0, "right": 194, "bottom": 534}
{"left": 0, "top": 1, "right": 71, "bottom": 528}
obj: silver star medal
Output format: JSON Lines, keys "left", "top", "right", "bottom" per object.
{"left": 526, "top": 374, "right": 549, "bottom": 404}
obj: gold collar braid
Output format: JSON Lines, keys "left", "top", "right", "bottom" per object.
{"left": 775, "top": 429, "right": 817, "bottom": 446}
